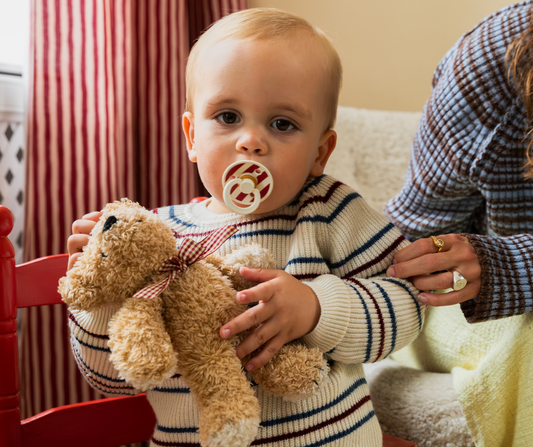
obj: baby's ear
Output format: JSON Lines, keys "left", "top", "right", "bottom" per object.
{"left": 311, "top": 129, "right": 337, "bottom": 177}
{"left": 182, "top": 112, "right": 197, "bottom": 162}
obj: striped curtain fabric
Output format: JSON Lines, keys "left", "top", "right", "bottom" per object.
{"left": 20, "top": 0, "right": 246, "bottom": 420}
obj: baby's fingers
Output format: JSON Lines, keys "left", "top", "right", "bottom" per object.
{"left": 220, "top": 301, "right": 273, "bottom": 339}
{"left": 235, "top": 320, "right": 280, "bottom": 360}
{"left": 244, "top": 336, "right": 284, "bottom": 371}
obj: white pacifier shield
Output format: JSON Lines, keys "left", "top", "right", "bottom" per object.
{"left": 222, "top": 161, "right": 274, "bottom": 214}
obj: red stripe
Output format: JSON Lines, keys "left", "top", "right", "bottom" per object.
{"left": 43, "top": 0, "right": 52, "bottom": 257}
{"left": 69, "top": 313, "right": 110, "bottom": 340}
{"left": 252, "top": 395, "right": 372, "bottom": 445}
{"left": 61, "top": 305, "right": 72, "bottom": 407}
{"left": 166, "top": 0, "right": 173, "bottom": 205}
{"left": 93, "top": 0, "right": 101, "bottom": 208}
{"left": 155, "top": 0, "right": 162, "bottom": 207}
{"left": 121, "top": 0, "right": 129, "bottom": 197}
{"left": 54, "top": 0, "right": 65, "bottom": 256}
{"left": 67, "top": 0, "right": 76, "bottom": 220}
{"left": 36, "top": 307, "right": 46, "bottom": 414}
{"left": 81, "top": 0, "right": 89, "bottom": 212}
{"left": 142, "top": 0, "right": 150, "bottom": 206}
{"left": 259, "top": 183, "right": 270, "bottom": 198}
{"left": 225, "top": 162, "right": 244, "bottom": 180}
{"left": 103, "top": 0, "right": 112, "bottom": 202}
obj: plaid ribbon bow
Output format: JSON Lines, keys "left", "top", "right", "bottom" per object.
{"left": 133, "top": 225, "right": 238, "bottom": 299}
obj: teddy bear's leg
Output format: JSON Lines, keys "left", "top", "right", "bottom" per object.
{"left": 177, "top": 335, "right": 260, "bottom": 447}
{"left": 108, "top": 296, "right": 177, "bottom": 391}
{"left": 250, "top": 342, "right": 329, "bottom": 401}
{"left": 165, "top": 262, "right": 261, "bottom": 447}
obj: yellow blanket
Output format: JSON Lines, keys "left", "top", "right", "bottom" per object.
{"left": 393, "top": 305, "right": 533, "bottom": 447}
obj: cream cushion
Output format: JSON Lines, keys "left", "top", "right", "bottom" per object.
{"left": 327, "top": 106, "right": 421, "bottom": 213}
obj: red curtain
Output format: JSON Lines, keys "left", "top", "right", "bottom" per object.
{"left": 20, "top": 0, "right": 246, "bottom": 420}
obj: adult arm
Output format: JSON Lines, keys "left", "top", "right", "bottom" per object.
{"left": 384, "top": 4, "right": 533, "bottom": 322}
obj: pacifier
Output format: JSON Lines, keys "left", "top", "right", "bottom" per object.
{"left": 222, "top": 160, "right": 274, "bottom": 214}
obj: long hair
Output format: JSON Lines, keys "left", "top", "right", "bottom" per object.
{"left": 506, "top": 10, "right": 533, "bottom": 179}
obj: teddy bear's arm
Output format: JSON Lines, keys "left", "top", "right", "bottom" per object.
{"left": 108, "top": 296, "right": 177, "bottom": 391}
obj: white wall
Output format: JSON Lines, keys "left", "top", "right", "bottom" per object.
{"left": 249, "top": 0, "right": 514, "bottom": 111}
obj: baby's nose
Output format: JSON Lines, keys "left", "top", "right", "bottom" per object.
{"left": 236, "top": 129, "right": 268, "bottom": 154}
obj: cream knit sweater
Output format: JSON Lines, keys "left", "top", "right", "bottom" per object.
{"left": 69, "top": 175, "right": 425, "bottom": 446}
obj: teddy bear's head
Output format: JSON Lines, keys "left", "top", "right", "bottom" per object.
{"left": 60, "top": 199, "right": 178, "bottom": 311}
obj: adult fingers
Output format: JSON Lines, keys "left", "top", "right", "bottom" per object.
{"left": 220, "top": 301, "right": 274, "bottom": 339}
{"left": 244, "top": 336, "right": 285, "bottom": 371}
{"left": 393, "top": 237, "right": 439, "bottom": 263}
{"left": 411, "top": 272, "right": 456, "bottom": 291}
{"left": 417, "top": 284, "right": 477, "bottom": 307}
{"left": 235, "top": 321, "right": 280, "bottom": 360}
{"left": 387, "top": 252, "right": 449, "bottom": 279}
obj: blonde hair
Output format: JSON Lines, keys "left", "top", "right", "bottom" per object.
{"left": 185, "top": 8, "right": 343, "bottom": 130}
{"left": 506, "top": 8, "right": 533, "bottom": 179}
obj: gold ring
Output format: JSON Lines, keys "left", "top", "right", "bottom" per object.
{"left": 430, "top": 235, "right": 444, "bottom": 252}
{"left": 451, "top": 270, "right": 468, "bottom": 291}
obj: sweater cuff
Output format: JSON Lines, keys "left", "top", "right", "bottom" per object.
{"left": 70, "top": 305, "right": 121, "bottom": 334}
{"left": 462, "top": 233, "right": 533, "bottom": 323}
{"left": 301, "top": 274, "right": 351, "bottom": 353}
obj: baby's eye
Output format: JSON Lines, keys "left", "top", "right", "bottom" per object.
{"left": 216, "top": 112, "right": 240, "bottom": 124}
{"left": 271, "top": 119, "right": 295, "bottom": 132}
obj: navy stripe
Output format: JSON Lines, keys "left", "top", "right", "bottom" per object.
{"left": 260, "top": 377, "right": 366, "bottom": 427}
{"left": 153, "top": 386, "right": 191, "bottom": 394}
{"left": 72, "top": 344, "right": 126, "bottom": 383}
{"left": 382, "top": 277, "right": 422, "bottom": 332}
{"left": 302, "top": 410, "right": 375, "bottom": 447}
{"left": 74, "top": 335, "right": 111, "bottom": 353}
{"left": 329, "top": 223, "right": 396, "bottom": 270}
{"left": 348, "top": 284, "right": 373, "bottom": 363}
{"left": 157, "top": 425, "right": 197, "bottom": 434}
{"left": 373, "top": 282, "right": 396, "bottom": 357}
{"left": 285, "top": 256, "right": 328, "bottom": 268}
{"left": 168, "top": 205, "right": 198, "bottom": 228}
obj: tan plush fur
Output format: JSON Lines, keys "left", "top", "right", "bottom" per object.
{"left": 59, "top": 199, "right": 328, "bottom": 447}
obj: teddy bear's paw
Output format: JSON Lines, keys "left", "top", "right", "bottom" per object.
{"left": 204, "top": 418, "right": 260, "bottom": 447}
{"left": 251, "top": 344, "right": 329, "bottom": 401}
{"left": 220, "top": 245, "right": 276, "bottom": 291}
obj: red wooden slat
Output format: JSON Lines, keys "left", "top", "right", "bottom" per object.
{"left": 16, "top": 255, "right": 69, "bottom": 308}
{"left": 21, "top": 394, "right": 156, "bottom": 447}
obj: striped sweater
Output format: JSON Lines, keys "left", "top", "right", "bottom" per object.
{"left": 385, "top": 1, "right": 533, "bottom": 323}
{"left": 69, "top": 175, "right": 424, "bottom": 446}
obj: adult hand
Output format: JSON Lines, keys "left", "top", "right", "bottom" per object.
{"left": 386, "top": 234, "right": 481, "bottom": 306}
{"left": 67, "top": 211, "right": 101, "bottom": 270}
{"left": 219, "top": 267, "right": 321, "bottom": 371}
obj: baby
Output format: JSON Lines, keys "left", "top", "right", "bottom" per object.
{"left": 68, "top": 8, "right": 425, "bottom": 446}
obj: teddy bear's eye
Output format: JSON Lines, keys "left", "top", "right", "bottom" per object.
{"left": 137, "top": 220, "right": 143, "bottom": 223}
{"left": 101, "top": 253, "right": 107, "bottom": 258}
{"left": 103, "top": 216, "right": 118, "bottom": 232}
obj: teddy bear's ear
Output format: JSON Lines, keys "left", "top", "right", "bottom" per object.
{"left": 59, "top": 275, "right": 103, "bottom": 311}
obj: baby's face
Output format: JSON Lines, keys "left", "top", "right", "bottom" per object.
{"left": 183, "top": 37, "right": 336, "bottom": 214}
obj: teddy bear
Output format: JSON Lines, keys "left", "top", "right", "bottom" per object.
{"left": 59, "top": 199, "right": 328, "bottom": 447}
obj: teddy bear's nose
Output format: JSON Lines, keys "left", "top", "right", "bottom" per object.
{"left": 103, "top": 215, "right": 118, "bottom": 232}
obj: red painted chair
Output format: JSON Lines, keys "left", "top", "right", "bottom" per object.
{"left": 0, "top": 205, "right": 416, "bottom": 447}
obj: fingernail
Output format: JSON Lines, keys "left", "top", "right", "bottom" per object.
{"left": 237, "top": 293, "right": 246, "bottom": 303}
{"left": 393, "top": 258, "right": 398, "bottom": 264}
{"left": 418, "top": 294, "right": 428, "bottom": 303}
{"left": 387, "top": 266, "right": 395, "bottom": 277}
{"left": 222, "top": 329, "right": 230, "bottom": 338}
{"left": 245, "top": 362, "right": 255, "bottom": 371}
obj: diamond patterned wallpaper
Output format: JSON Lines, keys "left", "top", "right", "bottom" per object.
{"left": 0, "top": 121, "right": 25, "bottom": 264}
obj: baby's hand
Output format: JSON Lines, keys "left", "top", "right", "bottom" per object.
{"left": 67, "top": 211, "right": 101, "bottom": 270}
{"left": 219, "top": 267, "right": 321, "bottom": 371}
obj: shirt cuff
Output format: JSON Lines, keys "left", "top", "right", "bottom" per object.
{"left": 301, "top": 274, "right": 351, "bottom": 353}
